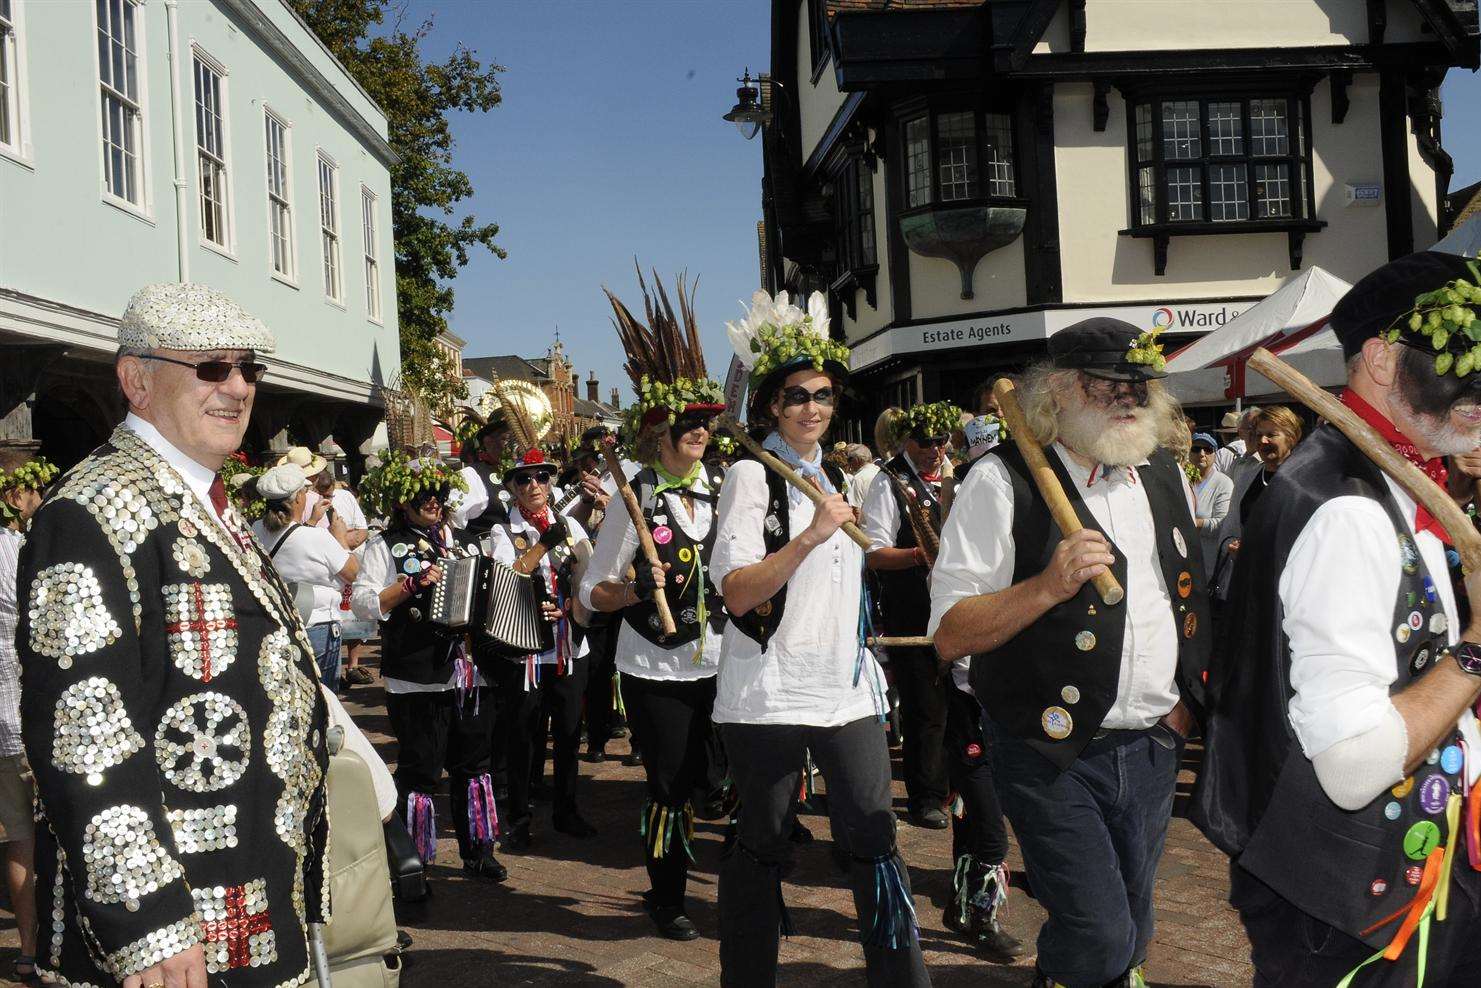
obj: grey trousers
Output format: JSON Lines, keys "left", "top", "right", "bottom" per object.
{"left": 718, "top": 716, "right": 931, "bottom": 988}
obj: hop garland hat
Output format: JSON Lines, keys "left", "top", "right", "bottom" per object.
{"left": 0, "top": 455, "right": 59, "bottom": 523}
{"left": 726, "top": 289, "right": 850, "bottom": 417}
{"left": 892, "top": 401, "right": 965, "bottom": 444}
{"left": 358, "top": 449, "right": 467, "bottom": 518}
{"left": 605, "top": 265, "right": 726, "bottom": 434}
{"left": 1334, "top": 251, "right": 1481, "bottom": 376}
{"left": 1049, "top": 317, "right": 1167, "bottom": 382}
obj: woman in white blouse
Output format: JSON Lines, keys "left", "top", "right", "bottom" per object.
{"left": 711, "top": 289, "right": 931, "bottom": 987}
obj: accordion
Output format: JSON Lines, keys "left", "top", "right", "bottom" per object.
{"left": 427, "top": 552, "right": 482, "bottom": 628}
{"left": 479, "top": 560, "right": 554, "bottom": 656}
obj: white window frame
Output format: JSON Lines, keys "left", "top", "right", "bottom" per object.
{"left": 191, "top": 44, "right": 235, "bottom": 257}
{"left": 316, "top": 149, "right": 343, "bottom": 306}
{"left": 360, "top": 184, "right": 382, "bottom": 323}
{"left": 0, "top": 0, "right": 34, "bottom": 165}
{"left": 263, "top": 106, "right": 297, "bottom": 286}
{"left": 93, "top": 0, "right": 152, "bottom": 218}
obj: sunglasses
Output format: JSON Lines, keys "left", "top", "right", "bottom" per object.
{"left": 915, "top": 435, "right": 950, "bottom": 449}
{"left": 513, "top": 470, "right": 553, "bottom": 487}
{"left": 1082, "top": 376, "right": 1150, "bottom": 407}
{"left": 780, "top": 386, "right": 837, "bottom": 409}
{"left": 141, "top": 354, "right": 268, "bottom": 384}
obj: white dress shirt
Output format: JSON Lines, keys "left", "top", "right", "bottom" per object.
{"left": 1280, "top": 475, "right": 1481, "bottom": 782}
{"left": 710, "top": 456, "right": 879, "bottom": 728}
{"left": 578, "top": 469, "right": 720, "bottom": 680}
{"left": 487, "top": 507, "right": 591, "bottom": 668}
{"left": 860, "top": 456, "right": 938, "bottom": 553}
{"left": 446, "top": 465, "right": 490, "bottom": 530}
{"left": 847, "top": 462, "right": 881, "bottom": 509}
{"left": 124, "top": 413, "right": 229, "bottom": 529}
{"left": 928, "top": 443, "right": 1184, "bottom": 730}
{"left": 1212, "top": 439, "right": 1246, "bottom": 475}
{"left": 0, "top": 527, "right": 23, "bottom": 757}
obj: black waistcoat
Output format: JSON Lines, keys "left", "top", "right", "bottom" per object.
{"left": 876, "top": 454, "right": 941, "bottom": 636}
{"left": 622, "top": 464, "right": 728, "bottom": 647}
{"left": 968, "top": 445, "right": 1210, "bottom": 772}
{"left": 1191, "top": 425, "right": 1465, "bottom": 947}
{"left": 462, "top": 462, "right": 511, "bottom": 534}
{"left": 376, "top": 522, "right": 460, "bottom": 684}
{"left": 729, "top": 456, "right": 847, "bottom": 651}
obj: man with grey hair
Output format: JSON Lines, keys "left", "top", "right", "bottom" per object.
{"left": 844, "top": 443, "right": 878, "bottom": 509}
{"left": 1213, "top": 406, "right": 1260, "bottom": 477}
{"left": 17, "top": 283, "right": 329, "bottom": 988}
{"left": 930, "top": 317, "right": 1208, "bottom": 987}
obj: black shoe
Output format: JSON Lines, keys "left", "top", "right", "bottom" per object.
{"left": 788, "top": 819, "right": 814, "bottom": 844}
{"left": 621, "top": 751, "right": 643, "bottom": 767}
{"left": 553, "top": 813, "right": 598, "bottom": 838}
{"left": 642, "top": 891, "right": 701, "bottom": 941}
{"left": 583, "top": 748, "right": 607, "bottom": 764}
{"left": 908, "top": 806, "right": 950, "bottom": 830}
{"left": 611, "top": 723, "right": 629, "bottom": 739}
{"left": 462, "top": 853, "right": 508, "bottom": 883}
{"left": 976, "top": 924, "right": 1027, "bottom": 962}
{"left": 502, "top": 823, "right": 531, "bottom": 852}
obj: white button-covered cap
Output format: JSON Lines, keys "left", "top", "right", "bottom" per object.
{"left": 119, "top": 283, "right": 275, "bottom": 354}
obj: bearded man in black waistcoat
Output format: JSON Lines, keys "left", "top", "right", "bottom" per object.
{"left": 1193, "top": 251, "right": 1481, "bottom": 985}
{"left": 931, "top": 318, "right": 1207, "bottom": 988}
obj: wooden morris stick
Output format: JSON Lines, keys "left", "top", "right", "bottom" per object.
{"left": 1248, "top": 347, "right": 1481, "bottom": 572}
{"left": 868, "top": 636, "right": 934, "bottom": 648}
{"left": 992, "top": 378, "right": 1126, "bottom": 606}
{"left": 599, "top": 437, "right": 677, "bottom": 637}
{"left": 718, "top": 415, "right": 873, "bottom": 552}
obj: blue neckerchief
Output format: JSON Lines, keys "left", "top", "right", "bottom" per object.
{"left": 761, "top": 431, "right": 834, "bottom": 506}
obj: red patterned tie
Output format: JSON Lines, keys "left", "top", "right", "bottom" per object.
{"left": 208, "top": 475, "right": 228, "bottom": 518}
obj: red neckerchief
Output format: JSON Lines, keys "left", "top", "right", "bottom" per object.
{"left": 526, "top": 507, "right": 553, "bottom": 534}
{"left": 1340, "top": 389, "right": 1451, "bottom": 544}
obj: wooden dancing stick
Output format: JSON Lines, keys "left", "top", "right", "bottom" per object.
{"left": 868, "top": 635, "right": 934, "bottom": 648}
{"left": 717, "top": 415, "right": 873, "bottom": 552}
{"left": 600, "top": 437, "right": 678, "bottom": 637}
{"left": 992, "top": 378, "right": 1126, "bottom": 606}
{"left": 1248, "top": 347, "right": 1481, "bottom": 572}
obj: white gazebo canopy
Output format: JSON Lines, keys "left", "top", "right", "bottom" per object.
{"left": 1434, "top": 213, "right": 1481, "bottom": 258}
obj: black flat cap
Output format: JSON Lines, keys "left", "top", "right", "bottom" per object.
{"left": 1330, "top": 251, "right": 1478, "bottom": 358}
{"left": 1049, "top": 317, "right": 1167, "bottom": 382}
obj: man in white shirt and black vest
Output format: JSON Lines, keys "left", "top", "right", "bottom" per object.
{"left": 1194, "top": 250, "right": 1481, "bottom": 985}
{"left": 931, "top": 318, "right": 1207, "bottom": 988}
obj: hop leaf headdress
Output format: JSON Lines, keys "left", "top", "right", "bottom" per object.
{"left": 1379, "top": 259, "right": 1481, "bottom": 377}
{"left": 358, "top": 450, "right": 468, "bottom": 519}
{"left": 726, "top": 289, "right": 851, "bottom": 388}
{"left": 892, "top": 401, "right": 965, "bottom": 444}
{"left": 0, "top": 456, "right": 59, "bottom": 523}
{"left": 1125, "top": 329, "right": 1167, "bottom": 373}
{"left": 221, "top": 452, "right": 266, "bottom": 521}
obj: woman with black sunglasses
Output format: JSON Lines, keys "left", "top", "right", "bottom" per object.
{"left": 350, "top": 452, "right": 507, "bottom": 884}
{"left": 485, "top": 448, "right": 594, "bottom": 851}
{"left": 713, "top": 291, "right": 931, "bottom": 987}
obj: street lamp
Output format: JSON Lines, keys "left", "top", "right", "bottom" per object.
{"left": 723, "top": 68, "right": 773, "bottom": 140}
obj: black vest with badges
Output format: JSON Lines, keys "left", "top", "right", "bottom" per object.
{"left": 622, "top": 464, "right": 728, "bottom": 648}
{"left": 462, "top": 462, "right": 511, "bottom": 534}
{"left": 1192, "top": 425, "right": 1465, "bottom": 948}
{"left": 729, "top": 456, "right": 848, "bottom": 651}
{"left": 968, "top": 445, "right": 1210, "bottom": 772}
{"left": 876, "top": 453, "right": 942, "bottom": 637}
{"left": 376, "top": 522, "right": 460, "bottom": 684}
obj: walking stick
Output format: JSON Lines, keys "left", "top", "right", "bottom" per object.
{"left": 868, "top": 635, "right": 934, "bottom": 648}
{"left": 717, "top": 415, "right": 873, "bottom": 552}
{"left": 1247, "top": 347, "right": 1481, "bottom": 571}
{"left": 600, "top": 436, "right": 677, "bottom": 637}
{"left": 991, "top": 378, "right": 1126, "bottom": 606}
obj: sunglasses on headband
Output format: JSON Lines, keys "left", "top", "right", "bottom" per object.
{"left": 140, "top": 354, "right": 268, "bottom": 384}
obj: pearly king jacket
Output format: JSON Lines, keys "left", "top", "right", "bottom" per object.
{"left": 17, "top": 426, "right": 330, "bottom": 987}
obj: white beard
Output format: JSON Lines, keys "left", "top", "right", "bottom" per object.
{"left": 1057, "top": 400, "right": 1160, "bottom": 467}
{"left": 1398, "top": 406, "right": 1481, "bottom": 457}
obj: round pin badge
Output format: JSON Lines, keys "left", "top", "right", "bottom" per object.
{"left": 1370, "top": 878, "right": 1389, "bottom": 897}
{"left": 1384, "top": 801, "right": 1402, "bottom": 821}
{"left": 1441, "top": 745, "right": 1463, "bottom": 775}
{"left": 1393, "top": 777, "right": 1416, "bottom": 799}
{"left": 1176, "top": 572, "right": 1193, "bottom": 599}
{"left": 1396, "top": 624, "right": 1412, "bottom": 645}
{"left": 1183, "top": 612, "right": 1198, "bottom": 639}
{"left": 653, "top": 515, "right": 669, "bottom": 527}
{"left": 756, "top": 601, "right": 773, "bottom": 617}
{"left": 1172, "top": 528, "right": 1188, "bottom": 558}
{"left": 965, "top": 742, "right": 982, "bottom": 758}
{"left": 1408, "top": 611, "right": 1424, "bottom": 632}
{"left": 1412, "top": 648, "right": 1431, "bottom": 674}
{"left": 1061, "top": 684, "right": 1082, "bottom": 705}
{"left": 499, "top": 490, "right": 511, "bottom": 503}
{"left": 1419, "top": 775, "right": 1450, "bottom": 815}
{"left": 678, "top": 547, "right": 693, "bottom": 563}
{"left": 1403, "top": 820, "right": 1442, "bottom": 860}
{"left": 1427, "top": 748, "right": 1441, "bottom": 765}
{"left": 392, "top": 543, "right": 408, "bottom": 558}
{"left": 1405, "top": 864, "right": 1424, "bottom": 886}
{"left": 513, "top": 536, "right": 528, "bottom": 551}
{"left": 653, "top": 526, "right": 674, "bottom": 546}
{"left": 1075, "top": 630, "right": 1096, "bottom": 652}
{"left": 1041, "top": 706, "right": 1074, "bottom": 740}
{"left": 402, "top": 559, "right": 421, "bottom": 575}
{"left": 179, "top": 519, "right": 197, "bottom": 538}
{"left": 1431, "top": 613, "right": 1449, "bottom": 635}
{"left": 674, "top": 573, "right": 685, "bottom": 585}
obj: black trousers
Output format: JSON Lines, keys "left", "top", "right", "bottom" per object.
{"left": 1232, "top": 861, "right": 1481, "bottom": 987}
{"left": 583, "top": 618, "right": 620, "bottom": 752}
{"left": 384, "top": 686, "right": 494, "bottom": 861}
{"left": 491, "top": 656, "right": 588, "bottom": 828}
{"left": 621, "top": 674, "right": 717, "bottom": 908}
{"left": 719, "top": 717, "right": 931, "bottom": 988}
{"left": 944, "top": 685, "right": 1008, "bottom": 865}
{"left": 890, "top": 644, "right": 949, "bottom": 812}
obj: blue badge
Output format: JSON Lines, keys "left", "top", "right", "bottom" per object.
{"left": 1441, "top": 745, "right": 1463, "bottom": 775}
{"left": 1423, "top": 576, "right": 1438, "bottom": 603}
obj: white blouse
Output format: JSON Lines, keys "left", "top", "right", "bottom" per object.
{"left": 486, "top": 507, "right": 592, "bottom": 667}
{"left": 577, "top": 469, "right": 720, "bottom": 681}
{"left": 709, "top": 457, "right": 880, "bottom": 728}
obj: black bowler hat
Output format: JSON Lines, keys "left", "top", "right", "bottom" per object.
{"left": 1330, "top": 251, "right": 1479, "bottom": 359}
{"left": 1049, "top": 317, "right": 1168, "bottom": 382}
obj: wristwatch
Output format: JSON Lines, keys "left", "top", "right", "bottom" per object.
{"left": 1445, "top": 640, "right": 1481, "bottom": 675}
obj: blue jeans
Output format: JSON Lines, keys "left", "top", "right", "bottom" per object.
{"left": 306, "top": 621, "right": 342, "bottom": 692}
{"left": 987, "top": 717, "right": 1181, "bottom": 987}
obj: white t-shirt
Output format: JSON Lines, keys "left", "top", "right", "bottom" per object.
{"left": 709, "top": 455, "right": 880, "bottom": 727}
{"left": 253, "top": 520, "right": 351, "bottom": 626}
{"left": 305, "top": 488, "right": 367, "bottom": 532}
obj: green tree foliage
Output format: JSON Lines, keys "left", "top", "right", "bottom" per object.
{"left": 289, "top": 0, "right": 504, "bottom": 410}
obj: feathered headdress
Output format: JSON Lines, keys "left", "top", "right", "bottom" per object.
{"left": 725, "top": 290, "right": 850, "bottom": 410}
{"left": 604, "top": 264, "right": 725, "bottom": 431}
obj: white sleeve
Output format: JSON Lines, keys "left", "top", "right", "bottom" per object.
{"left": 447, "top": 466, "right": 489, "bottom": 530}
{"left": 1280, "top": 496, "right": 1405, "bottom": 759}
{"left": 927, "top": 459, "right": 1017, "bottom": 637}
{"left": 351, "top": 536, "right": 395, "bottom": 622}
{"left": 860, "top": 470, "right": 902, "bottom": 553}
{"left": 709, "top": 460, "right": 768, "bottom": 588}
{"left": 334, "top": 490, "right": 368, "bottom": 531}
{"left": 488, "top": 525, "right": 516, "bottom": 567}
{"left": 579, "top": 493, "right": 639, "bottom": 610}
{"left": 303, "top": 527, "right": 351, "bottom": 585}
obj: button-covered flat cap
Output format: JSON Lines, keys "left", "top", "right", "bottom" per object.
{"left": 256, "top": 463, "right": 309, "bottom": 502}
{"left": 1330, "top": 251, "right": 1477, "bottom": 359}
{"left": 1049, "top": 317, "right": 1168, "bottom": 381}
{"left": 119, "top": 282, "right": 275, "bottom": 353}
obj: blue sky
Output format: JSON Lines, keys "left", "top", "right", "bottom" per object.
{"left": 402, "top": 1, "right": 1481, "bottom": 402}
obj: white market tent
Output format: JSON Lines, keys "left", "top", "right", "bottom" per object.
{"left": 1433, "top": 213, "right": 1481, "bottom": 258}
{"left": 1163, "top": 266, "right": 1353, "bottom": 406}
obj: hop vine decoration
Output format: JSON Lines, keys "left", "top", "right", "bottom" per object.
{"left": 726, "top": 290, "right": 851, "bottom": 387}
{"left": 1379, "top": 261, "right": 1481, "bottom": 378}
{"left": 710, "top": 434, "right": 737, "bottom": 457}
{"left": 0, "top": 456, "right": 59, "bottom": 523}
{"left": 358, "top": 449, "right": 468, "bottom": 518}
{"left": 748, "top": 323, "right": 852, "bottom": 384}
{"left": 627, "top": 375, "right": 726, "bottom": 435}
{"left": 893, "top": 401, "right": 965, "bottom": 443}
{"left": 1125, "top": 329, "right": 1167, "bottom": 372}
{"left": 222, "top": 453, "right": 266, "bottom": 521}
{"left": 1182, "top": 459, "right": 1201, "bottom": 485}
